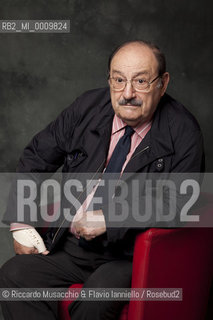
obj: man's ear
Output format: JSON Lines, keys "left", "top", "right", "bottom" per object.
{"left": 107, "top": 72, "right": 111, "bottom": 84}
{"left": 160, "top": 72, "right": 170, "bottom": 96}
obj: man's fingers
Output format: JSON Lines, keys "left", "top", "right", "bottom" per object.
{"left": 41, "top": 250, "right": 50, "bottom": 255}
{"left": 14, "top": 239, "right": 39, "bottom": 255}
{"left": 83, "top": 233, "right": 94, "bottom": 241}
{"left": 32, "top": 247, "right": 39, "bottom": 254}
{"left": 83, "top": 236, "right": 92, "bottom": 241}
{"left": 79, "top": 228, "right": 97, "bottom": 240}
{"left": 83, "top": 235, "right": 96, "bottom": 241}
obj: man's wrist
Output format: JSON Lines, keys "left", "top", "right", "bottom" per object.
{"left": 10, "top": 223, "right": 34, "bottom": 232}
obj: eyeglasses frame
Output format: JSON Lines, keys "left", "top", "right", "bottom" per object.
{"left": 109, "top": 74, "right": 162, "bottom": 92}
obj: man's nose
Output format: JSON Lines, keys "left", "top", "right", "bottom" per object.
{"left": 122, "top": 81, "right": 136, "bottom": 100}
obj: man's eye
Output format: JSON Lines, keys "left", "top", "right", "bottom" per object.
{"left": 136, "top": 79, "right": 146, "bottom": 84}
{"left": 115, "top": 77, "right": 124, "bottom": 83}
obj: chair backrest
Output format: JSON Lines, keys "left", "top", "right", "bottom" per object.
{"left": 128, "top": 227, "right": 213, "bottom": 320}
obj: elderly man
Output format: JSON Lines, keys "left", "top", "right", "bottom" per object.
{"left": 0, "top": 40, "right": 204, "bottom": 319}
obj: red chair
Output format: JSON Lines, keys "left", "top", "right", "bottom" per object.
{"left": 57, "top": 192, "right": 213, "bottom": 319}
{"left": 58, "top": 226, "right": 213, "bottom": 320}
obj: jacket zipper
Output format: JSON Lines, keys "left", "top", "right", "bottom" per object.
{"left": 130, "top": 146, "right": 150, "bottom": 161}
{"left": 112, "top": 146, "right": 150, "bottom": 198}
{"left": 51, "top": 160, "right": 105, "bottom": 244}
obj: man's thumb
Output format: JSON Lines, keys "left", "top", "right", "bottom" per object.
{"left": 41, "top": 250, "right": 49, "bottom": 255}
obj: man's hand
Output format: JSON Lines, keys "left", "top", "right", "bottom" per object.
{"left": 14, "top": 240, "right": 38, "bottom": 255}
{"left": 14, "top": 240, "right": 49, "bottom": 255}
{"left": 71, "top": 210, "right": 106, "bottom": 241}
{"left": 14, "top": 239, "right": 38, "bottom": 254}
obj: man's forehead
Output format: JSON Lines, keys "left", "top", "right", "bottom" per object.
{"left": 111, "top": 64, "right": 150, "bottom": 74}
{"left": 110, "top": 44, "right": 158, "bottom": 74}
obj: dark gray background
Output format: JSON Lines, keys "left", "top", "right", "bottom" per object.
{"left": 0, "top": 0, "right": 213, "bottom": 173}
{"left": 0, "top": 0, "right": 212, "bottom": 318}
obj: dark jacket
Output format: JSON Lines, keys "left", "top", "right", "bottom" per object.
{"left": 4, "top": 87, "right": 205, "bottom": 254}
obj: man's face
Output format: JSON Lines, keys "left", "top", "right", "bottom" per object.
{"left": 109, "top": 43, "right": 169, "bottom": 126}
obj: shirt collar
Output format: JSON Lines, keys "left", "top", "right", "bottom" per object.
{"left": 112, "top": 114, "right": 152, "bottom": 139}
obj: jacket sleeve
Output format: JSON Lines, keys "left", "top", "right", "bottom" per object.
{"left": 17, "top": 98, "right": 81, "bottom": 173}
{"left": 170, "top": 129, "right": 205, "bottom": 173}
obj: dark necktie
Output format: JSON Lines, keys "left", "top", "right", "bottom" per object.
{"left": 104, "top": 125, "right": 135, "bottom": 173}
{"left": 87, "top": 125, "right": 134, "bottom": 210}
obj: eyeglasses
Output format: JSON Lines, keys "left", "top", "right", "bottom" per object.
{"left": 109, "top": 75, "right": 161, "bottom": 92}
